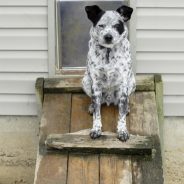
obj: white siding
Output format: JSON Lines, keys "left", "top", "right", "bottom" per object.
{"left": 0, "top": 0, "right": 184, "bottom": 116}
{"left": 0, "top": 0, "right": 48, "bottom": 115}
{"left": 136, "top": 0, "right": 184, "bottom": 116}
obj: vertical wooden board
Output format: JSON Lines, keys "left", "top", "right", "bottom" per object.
{"left": 101, "top": 104, "right": 116, "bottom": 132}
{"left": 142, "top": 92, "right": 159, "bottom": 136}
{"left": 39, "top": 94, "right": 72, "bottom": 144}
{"left": 67, "top": 94, "right": 99, "bottom": 184}
{"left": 130, "top": 92, "right": 163, "bottom": 184}
{"left": 35, "top": 94, "right": 72, "bottom": 184}
{"left": 129, "top": 92, "right": 144, "bottom": 184}
{"left": 155, "top": 75, "right": 164, "bottom": 156}
{"left": 140, "top": 92, "right": 164, "bottom": 184}
{"left": 100, "top": 155, "right": 132, "bottom": 184}
{"left": 35, "top": 154, "right": 68, "bottom": 184}
{"left": 67, "top": 154, "right": 99, "bottom": 184}
{"left": 35, "top": 78, "right": 44, "bottom": 120}
{"left": 100, "top": 101, "right": 132, "bottom": 184}
{"left": 129, "top": 93, "right": 144, "bottom": 136}
{"left": 70, "top": 94, "right": 92, "bottom": 131}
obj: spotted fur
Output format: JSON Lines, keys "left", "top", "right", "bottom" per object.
{"left": 82, "top": 5, "right": 136, "bottom": 141}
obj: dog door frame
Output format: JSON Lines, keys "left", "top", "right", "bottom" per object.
{"left": 48, "top": 0, "right": 136, "bottom": 77}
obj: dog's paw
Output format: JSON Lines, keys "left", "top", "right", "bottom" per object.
{"left": 117, "top": 129, "right": 129, "bottom": 142}
{"left": 88, "top": 103, "right": 95, "bottom": 115}
{"left": 90, "top": 128, "right": 102, "bottom": 139}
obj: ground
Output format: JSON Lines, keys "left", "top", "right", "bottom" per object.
{"left": 163, "top": 117, "right": 184, "bottom": 184}
{"left": 0, "top": 116, "right": 183, "bottom": 184}
{"left": 0, "top": 116, "right": 38, "bottom": 184}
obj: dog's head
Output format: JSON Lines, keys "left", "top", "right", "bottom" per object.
{"left": 85, "top": 5, "right": 133, "bottom": 48}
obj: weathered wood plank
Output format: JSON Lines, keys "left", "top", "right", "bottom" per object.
{"left": 100, "top": 155, "right": 132, "bottom": 184}
{"left": 129, "top": 92, "right": 164, "bottom": 184}
{"left": 141, "top": 92, "right": 164, "bottom": 184}
{"left": 67, "top": 94, "right": 99, "bottom": 184}
{"left": 129, "top": 92, "right": 144, "bottom": 184}
{"left": 136, "top": 75, "right": 155, "bottom": 91}
{"left": 70, "top": 94, "right": 92, "bottom": 131}
{"left": 67, "top": 154, "right": 99, "bottom": 184}
{"left": 34, "top": 94, "right": 72, "bottom": 184}
{"left": 46, "top": 132, "right": 153, "bottom": 155}
{"left": 44, "top": 77, "right": 82, "bottom": 93}
{"left": 35, "top": 78, "right": 44, "bottom": 120}
{"left": 129, "top": 93, "right": 144, "bottom": 136}
{"left": 155, "top": 75, "right": 164, "bottom": 146}
{"left": 44, "top": 75, "right": 155, "bottom": 93}
{"left": 100, "top": 99, "right": 132, "bottom": 184}
{"left": 101, "top": 104, "right": 116, "bottom": 132}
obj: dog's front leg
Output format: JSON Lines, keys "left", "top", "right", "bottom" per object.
{"left": 117, "top": 95, "right": 129, "bottom": 141}
{"left": 90, "top": 89, "right": 102, "bottom": 139}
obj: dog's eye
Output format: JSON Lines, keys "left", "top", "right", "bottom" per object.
{"left": 98, "top": 24, "right": 105, "bottom": 28}
{"left": 113, "top": 24, "right": 120, "bottom": 28}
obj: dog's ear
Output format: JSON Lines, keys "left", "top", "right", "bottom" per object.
{"left": 116, "top": 5, "right": 133, "bottom": 22}
{"left": 85, "top": 5, "right": 105, "bottom": 26}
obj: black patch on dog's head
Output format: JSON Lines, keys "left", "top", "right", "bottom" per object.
{"left": 85, "top": 5, "right": 105, "bottom": 26}
{"left": 114, "top": 20, "right": 124, "bottom": 35}
{"left": 116, "top": 5, "right": 133, "bottom": 22}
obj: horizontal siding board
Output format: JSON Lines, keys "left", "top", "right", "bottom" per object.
{"left": 0, "top": 51, "right": 48, "bottom": 72}
{"left": 0, "top": 29, "right": 48, "bottom": 50}
{"left": 164, "top": 96, "right": 184, "bottom": 116}
{"left": 0, "top": 50, "right": 48, "bottom": 57}
{"left": 0, "top": 35, "right": 47, "bottom": 50}
{"left": 0, "top": 73, "right": 48, "bottom": 94}
{"left": 0, "top": 7, "right": 47, "bottom": 28}
{"left": 137, "top": 38, "right": 184, "bottom": 51}
{"left": 162, "top": 75, "right": 184, "bottom": 95}
{"left": 137, "top": 8, "right": 184, "bottom": 16}
{"left": 164, "top": 81, "right": 184, "bottom": 96}
{"left": 137, "top": 0, "right": 184, "bottom": 7}
{"left": 0, "top": 0, "right": 47, "bottom": 6}
{"left": 0, "top": 58, "right": 48, "bottom": 72}
{"left": 0, "top": 94, "right": 37, "bottom": 115}
{"left": 136, "top": 59, "right": 184, "bottom": 74}
{"left": 137, "top": 30, "right": 184, "bottom": 51}
{"left": 137, "top": 15, "right": 184, "bottom": 30}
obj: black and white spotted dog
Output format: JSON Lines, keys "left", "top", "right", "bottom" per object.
{"left": 82, "top": 5, "right": 136, "bottom": 141}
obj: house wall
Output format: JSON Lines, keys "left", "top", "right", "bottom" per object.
{"left": 0, "top": 0, "right": 48, "bottom": 115}
{"left": 0, "top": 0, "right": 183, "bottom": 116}
{"left": 136, "top": 0, "right": 184, "bottom": 116}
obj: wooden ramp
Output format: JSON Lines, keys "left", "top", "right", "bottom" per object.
{"left": 34, "top": 75, "right": 164, "bottom": 184}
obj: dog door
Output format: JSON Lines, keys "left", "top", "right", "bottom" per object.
{"left": 56, "top": 0, "right": 128, "bottom": 75}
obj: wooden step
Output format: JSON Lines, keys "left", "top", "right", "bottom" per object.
{"left": 46, "top": 130, "right": 153, "bottom": 156}
{"left": 34, "top": 75, "right": 164, "bottom": 184}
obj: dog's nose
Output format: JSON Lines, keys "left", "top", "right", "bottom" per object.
{"left": 104, "top": 34, "right": 113, "bottom": 43}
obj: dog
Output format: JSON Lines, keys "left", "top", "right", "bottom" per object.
{"left": 82, "top": 5, "right": 136, "bottom": 141}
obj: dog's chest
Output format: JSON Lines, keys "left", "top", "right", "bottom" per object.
{"left": 97, "top": 63, "right": 120, "bottom": 87}
{"left": 90, "top": 47, "right": 128, "bottom": 87}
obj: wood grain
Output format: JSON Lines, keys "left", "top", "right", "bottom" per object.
{"left": 46, "top": 133, "right": 153, "bottom": 155}
{"left": 141, "top": 92, "right": 164, "bottom": 184}
{"left": 129, "top": 92, "right": 144, "bottom": 184}
{"left": 44, "top": 75, "right": 155, "bottom": 93}
{"left": 34, "top": 94, "right": 72, "bottom": 184}
{"left": 35, "top": 77, "right": 44, "bottom": 120}
{"left": 100, "top": 99, "right": 132, "bottom": 184}
{"left": 67, "top": 94, "right": 99, "bottom": 184}
{"left": 129, "top": 92, "right": 164, "bottom": 184}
